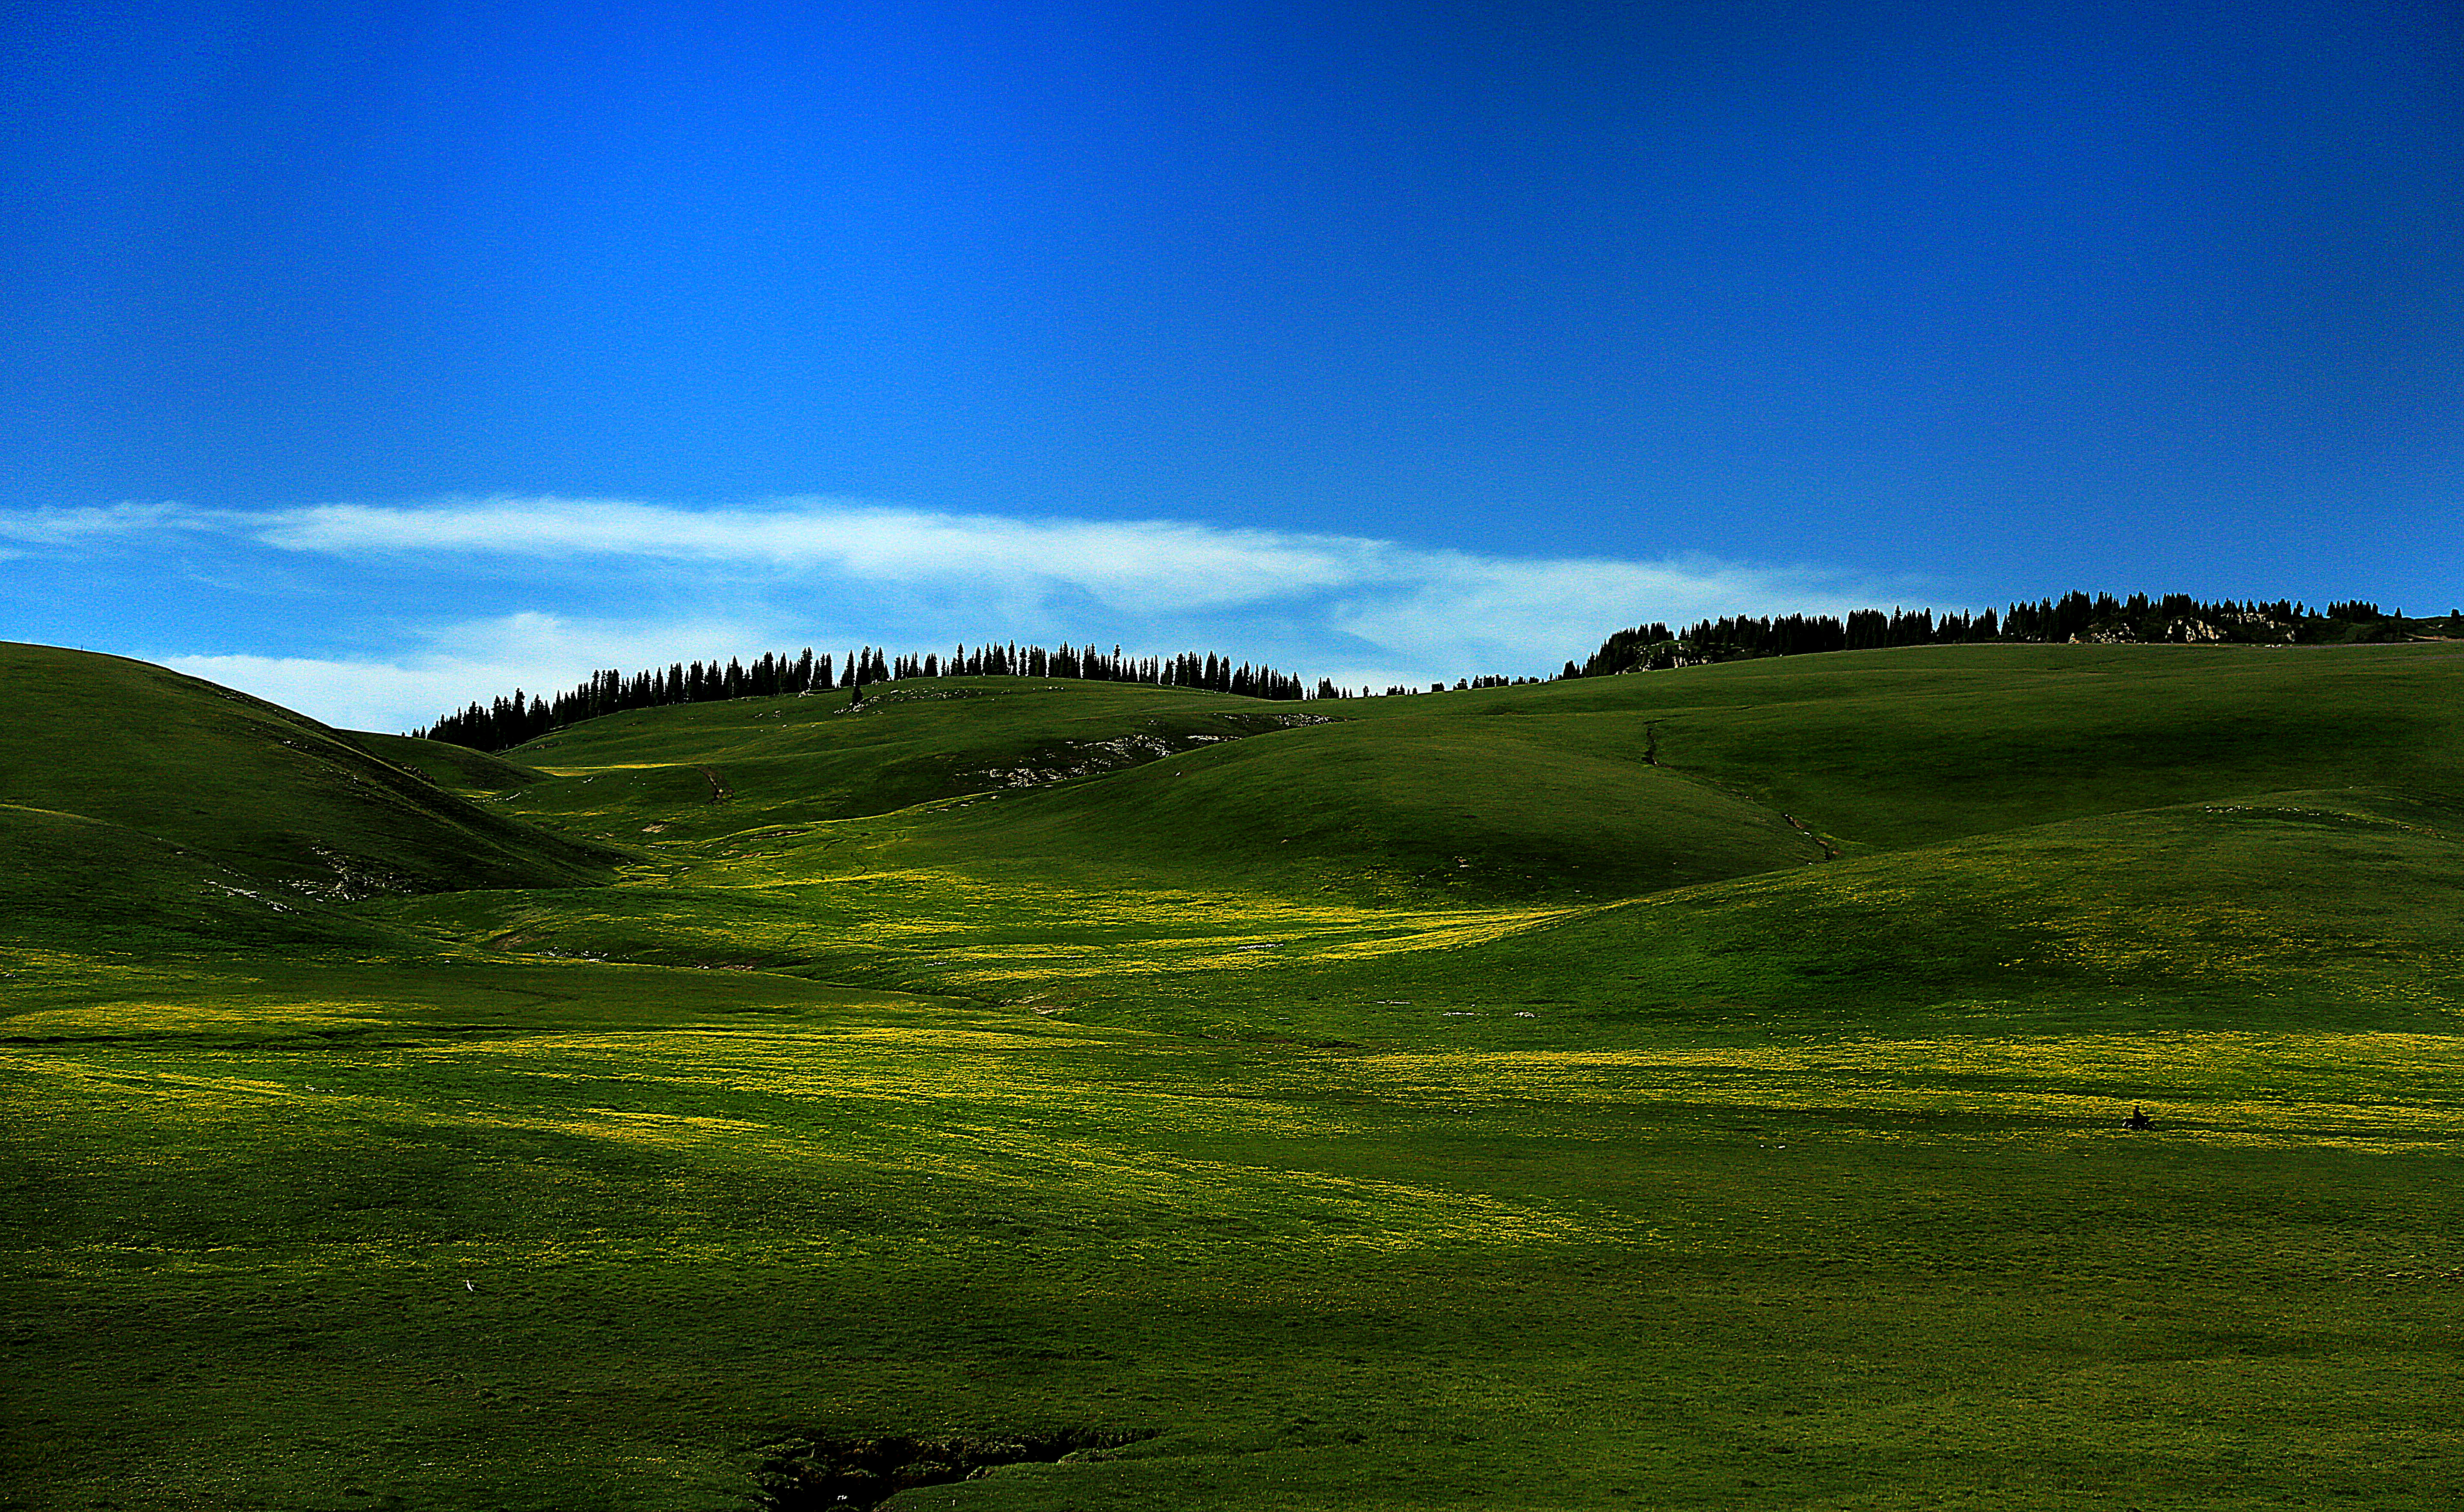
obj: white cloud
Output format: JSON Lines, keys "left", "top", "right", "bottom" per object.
{"left": 0, "top": 501, "right": 198, "bottom": 546}
{"left": 128, "top": 497, "right": 1912, "bottom": 719}
{"left": 256, "top": 497, "right": 1373, "bottom": 614}
{"left": 1323, "top": 551, "right": 1881, "bottom": 681}
{"left": 164, "top": 611, "right": 775, "bottom": 733}
{"left": 161, "top": 653, "right": 490, "bottom": 734}
{"left": 252, "top": 496, "right": 1892, "bottom": 644}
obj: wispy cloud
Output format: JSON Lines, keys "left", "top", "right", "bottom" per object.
{"left": 251, "top": 495, "right": 1887, "bottom": 636}
{"left": 7, "top": 494, "right": 1908, "bottom": 726}
{"left": 1321, "top": 552, "right": 1874, "bottom": 685}
{"left": 256, "top": 497, "right": 1375, "bottom": 614}
{"left": 0, "top": 501, "right": 199, "bottom": 547}
{"left": 164, "top": 611, "right": 776, "bottom": 733}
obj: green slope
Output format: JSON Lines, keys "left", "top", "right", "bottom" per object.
{"left": 419, "top": 642, "right": 2464, "bottom": 907}
{"left": 9, "top": 641, "right": 2464, "bottom": 1512}
{"left": 348, "top": 729, "right": 545, "bottom": 791}
{"left": 361, "top": 643, "right": 2464, "bottom": 993}
{"left": 887, "top": 712, "right": 1824, "bottom": 901}
{"left": 462, "top": 677, "right": 1344, "bottom": 843}
{"left": 1055, "top": 786, "right": 2464, "bottom": 1044}
{"left": 0, "top": 643, "right": 621, "bottom": 900}
{"left": 419, "top": 674, "right": 1829, "bottom": 902}
{"left": 417, "top": 784, "right": 2464, "bottom": 1051}
{"left": 1330, "top": 641, "right": 2464, "bottom": 852}
{"left": 0, "top": 804, "right": 406, "bottom": 961}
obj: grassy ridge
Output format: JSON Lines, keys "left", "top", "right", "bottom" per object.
{"left": 1144, "top": 787, "right": 2464, "bottom": 1045}
{"left": 368, "top": 788, "right": 2464, "bottom": 1050}
{"left": 489, "top": 679, "right": 1343, "bottom": 842}
{"left": 1329, "top": 642, "right": 2464, "bottom": 850}
{"left": 448, "top": 642, "right": 2464, "bottom": 889}
{"left": 350, "top": 730, "right": 546, "bottom": 792}
{"left": 5, "top": 641, "right": 2462, "bottom": 1510}
{"left": 886, "top": 714, "right": 1824, "bottom": 901}
{"left": 0, "top": 803, "right": 406, "bottom": 960}
{"left": 0, "top": 642, "right": 620, "bottom": 901}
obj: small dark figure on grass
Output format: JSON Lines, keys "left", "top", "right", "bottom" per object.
{"left": 2123, "top": 1105, "right": 2153, "bottom": 1131}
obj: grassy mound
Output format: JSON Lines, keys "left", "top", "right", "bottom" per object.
{"left": 1335, "top": 641, "right": 2464, "bottom": 849}
{"left": 892, "top": 712, "right": 1823, "bottom": 901}
{"left": 0, "top": 803, "right": 405, "bottom": 959}
{"left": 1082, "top": 785, "right": 2464, "bottom": 1045}
{"left": 348, "top": 730, "right": 545, "bottom": 791}
{"left": 480, "top": 678, "right": 1346, "bottom": 843}
{"left": 0, "top": 643, "right": 621, "bottom": 898}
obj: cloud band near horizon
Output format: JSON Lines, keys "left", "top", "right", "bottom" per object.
{"left": 3, "top": 496, "right": 1910, "bottom": 731}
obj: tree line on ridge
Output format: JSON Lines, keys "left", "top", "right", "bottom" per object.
{"left": 1564, "top": 593, "right": 2424, "bottom": 678}
{"left": 410, "top": 593, "right": 2439, "bottom": 753}
{"left": 414, "top": 640, "right": 1326, "bottom": 751}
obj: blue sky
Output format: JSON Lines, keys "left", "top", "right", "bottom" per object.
{"left": 3, "top": 0, "right": 2457, "bottom": 729}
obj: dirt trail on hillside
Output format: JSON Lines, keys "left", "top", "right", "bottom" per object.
{"left": 1781, "top": 812, "right": 1838, "bottom": 860}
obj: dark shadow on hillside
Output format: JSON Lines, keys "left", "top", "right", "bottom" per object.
{"left": 750, "top": 1429, "right": 1145, "bottom": 1510}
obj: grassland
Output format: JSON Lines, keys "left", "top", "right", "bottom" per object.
{"left": 4, "top": 640, "right": 2460, "bottom": 1510}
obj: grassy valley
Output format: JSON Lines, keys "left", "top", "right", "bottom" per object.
{"left": 4, "top": 640, "right": 2460, "bottom": 1509}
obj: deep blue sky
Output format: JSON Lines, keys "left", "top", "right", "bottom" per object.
{"left": 3, "top": 0, "right": 2458, "bottom": 726}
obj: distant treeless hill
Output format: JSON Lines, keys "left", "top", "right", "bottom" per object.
{"left": 0, "top": 642, "right": 622, "bottom": 901}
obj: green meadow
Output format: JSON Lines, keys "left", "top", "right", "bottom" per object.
{"left": 4, "top": 639, "right": 2460, "bottom": 1509}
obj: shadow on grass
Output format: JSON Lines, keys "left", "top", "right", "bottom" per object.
{"left": 751, "top": 1429, "right": 1149, "bottom": 1510}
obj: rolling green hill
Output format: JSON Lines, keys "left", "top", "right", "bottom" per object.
{"left": 0, "top": 642, "right": 622, "bottom": 911}
{"left": 6, "top": 640, "right": 2461, "bottom": 1512}
{"left": 877, "top": 711, "right": 1825, "bottom": 901}
{"left": 348, "top": 729, "right": 547, "bottom": 792}
{"left": 1327, "top": 641, "right": 2464, "bottom": 850}
{"left": 471, "top": 676, "right": 1345, "bottom": 843}
{"left": 396, "top": 642, "right": 2464, "bottom": 898}
{"left": 0, "top": 802, "right": 406, "bottom": 961}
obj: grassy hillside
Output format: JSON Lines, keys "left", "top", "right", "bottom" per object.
{"left": 484, "top": 678, "right": 1343, "bottom": 843}
{"left": 396, "top": 642, "right": 2464, "bottom": 892}
{"left": 0, "top": 642, "right": 620, "bottom": 901}
{"left": 1090, "top": 786, "right": 2464, "bottom": 1045}
{"left": 1332, "top": 642, "right": 2464, "bottom": 851}
{"left": 349, "top": 729, "right": 546, "bottom": 791}
{"left": 883, "top": 712, "right": 1824, "bottom": 901}
{"left": 0, "top": 803, "right": 409, "bottom": 962}
{"left": 5, "top": 641, "right": 2461, "bottom": 1512}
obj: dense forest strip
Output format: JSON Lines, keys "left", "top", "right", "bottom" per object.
{"left": 415, "top": 640, "right": 1334, "bottom": 751}
{"left": 1565, "top": 593, "right": 2434, "bottom": 678}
